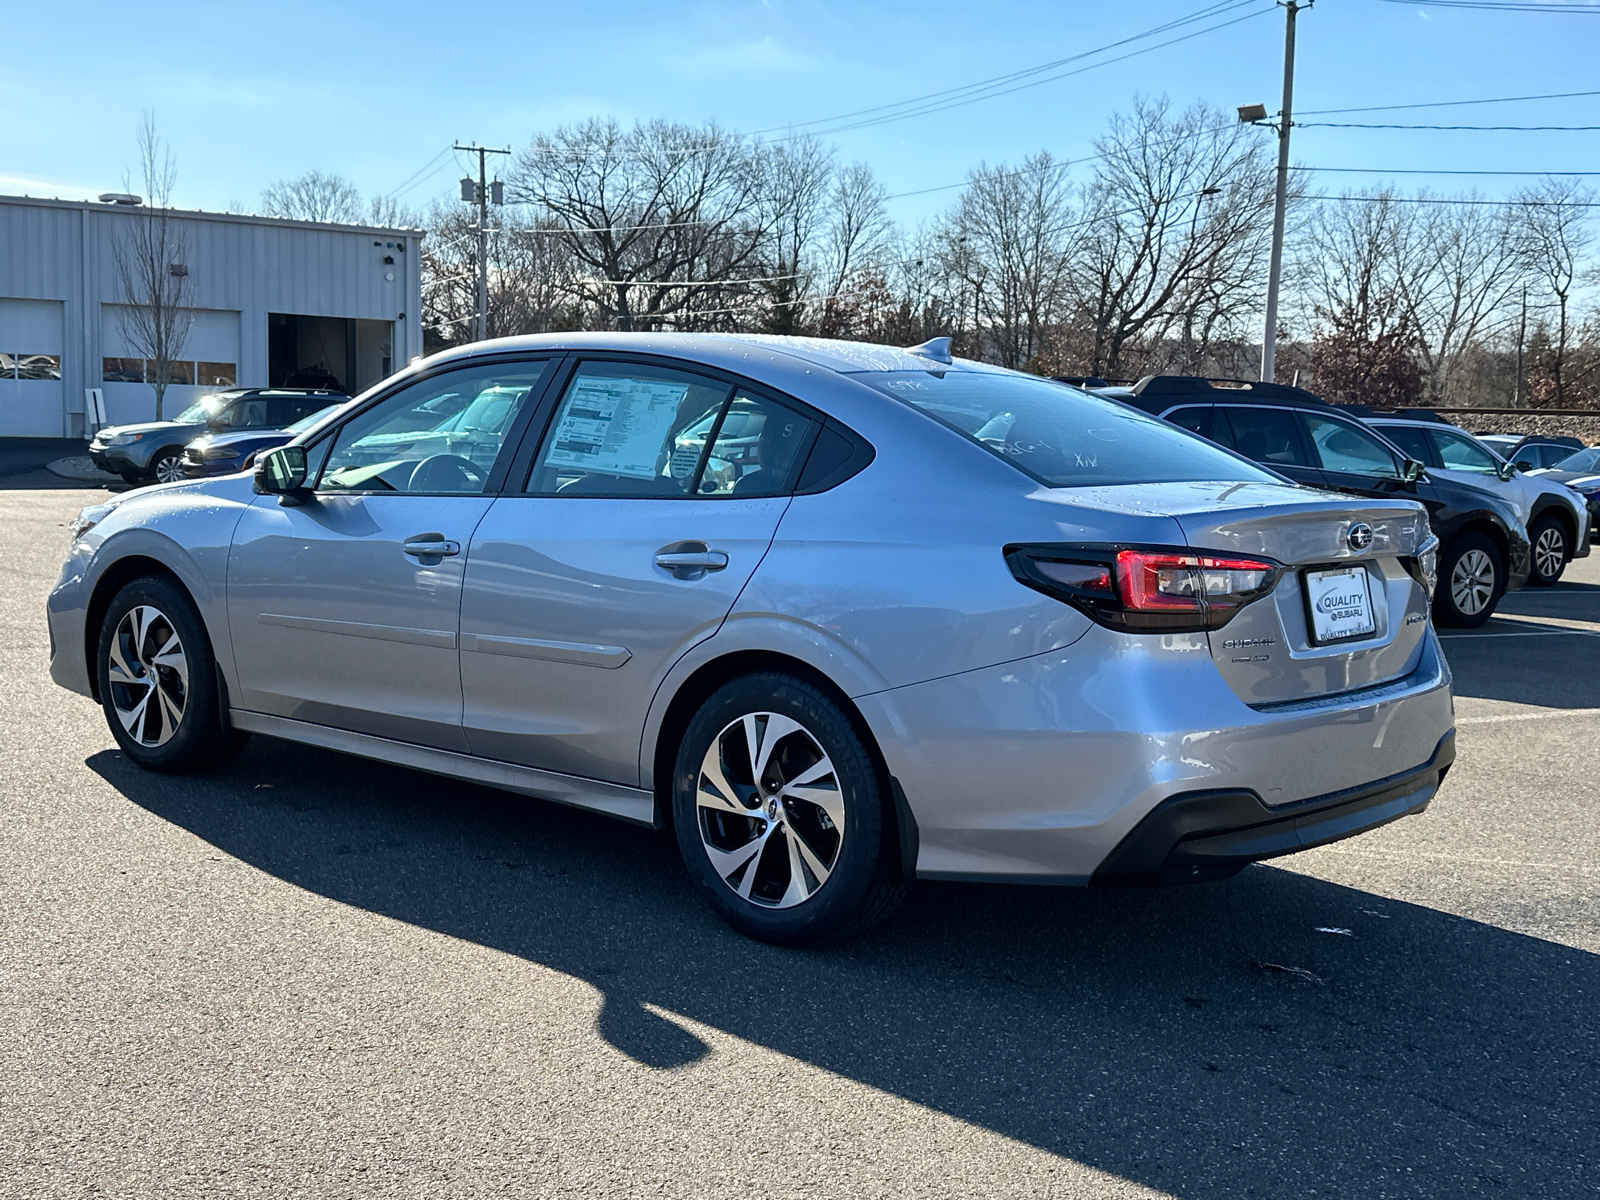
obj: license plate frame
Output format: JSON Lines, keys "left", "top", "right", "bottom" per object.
{"left": 1302, "top": 565, "right": 1378, "bottom": 646}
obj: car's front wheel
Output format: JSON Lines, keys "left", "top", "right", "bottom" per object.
{"left": 1527, "top": 514, "right": 1569, "bottom": 586}
{"left": 1434, "top": 532, "right": 1504, "bottom": 628}
{"left": 149, "top": 448, "right": 187, "bottom": 484}
{"left": 673, "top": 674, "right": 908, "bottom": 946}
{"left": 96, "top": 575, "right": 246, "bottom": 771}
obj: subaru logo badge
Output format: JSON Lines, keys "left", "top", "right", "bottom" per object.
{"left": 1346, "top": 522, "right": 1374, "bottom": 551}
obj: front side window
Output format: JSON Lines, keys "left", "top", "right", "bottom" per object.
{"left": 214, "top": 399, "right": 270, "bottom": 430}
{"left": 1218, "top": 406, "right": 1312, "bottom": 467}
{"left": 1165, "top": 406, "right": 1211, "bottom": 437}
{"left": 857, "top": 371, "right": 1274, "bottom": 487}
{"left": 318, "top": 360, "right": 548, "bottom": 494}
{"left": 1431, "top": 430, "right": 1499, "bottom": 474}
{"left": 1304, "top": 414, "right": 1402, "bottom": 479}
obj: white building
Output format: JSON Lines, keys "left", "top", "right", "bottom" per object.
{"left": 0, "top": 194, "right": 423, "bottom": 438}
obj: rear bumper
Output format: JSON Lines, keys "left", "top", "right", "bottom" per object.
{"left": 1091, "top": 730, "right": 1454, "bottom": 886}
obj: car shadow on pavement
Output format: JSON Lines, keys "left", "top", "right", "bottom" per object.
{"left": 91, "top": 744, "right": 1599, "bottom": 1200}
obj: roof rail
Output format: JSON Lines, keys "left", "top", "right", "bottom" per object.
{"left": 1128, "top": 375, "right": 1329, "bottom": 407}
{"left": 1054, "top": 375, "right": 1111, "bottom": 389}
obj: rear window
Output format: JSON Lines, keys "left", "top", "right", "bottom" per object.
{"left": 857, "top": 370, "right": 1275, "bottom": 488}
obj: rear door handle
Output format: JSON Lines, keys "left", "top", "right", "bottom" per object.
{"left": 403, "top": 533, "right": 461, "bottom": 560}
{"left": 655, "top": 542, "right": 729, "bottom": 580}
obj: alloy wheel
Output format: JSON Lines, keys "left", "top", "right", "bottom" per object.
{"left": 1450, "top": 548, "right": 1496, "bottom": 616}
{"left": 1534, "top": 526, "right": 1566, "bottom": 581}
{"left": 153, "top": 454, "right": 187, "bottom": 484}
{"left": 695, "top": 711, "right": 845, "bottom": 909}
{"left": 107, "top": 605, "right": 188, "bottom": 747}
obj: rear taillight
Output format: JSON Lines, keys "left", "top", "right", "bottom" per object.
{"left": 1006, "top": 544, "right": 1282, "bottom": 632}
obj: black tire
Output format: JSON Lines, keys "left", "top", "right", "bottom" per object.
{"left": 672, "top": 673, "right": 909, "bottom": 946}
{"left": 1527, "top": 514, "right": 1569, "bottom": 587}
{"left": 147, "top": 447, "right": 187, "bottom": 485}
{"left": 1434, "top": 532, "right": 1504, "bottom": 628}
{"left": 95, "top": 575, "right": 247, "bottom": 772}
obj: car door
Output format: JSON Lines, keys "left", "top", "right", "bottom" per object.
{"left": 225, "top": 358, "right": 555, "bottom": 750}
{"left": 458, "top": 358, "right": 820, "bottom": 784}
{"left": 1211, "top": 404, "right": 1328, "bottom": 488}
{"left": 1298, "top": 410, "right": 1443, "bottom": 513}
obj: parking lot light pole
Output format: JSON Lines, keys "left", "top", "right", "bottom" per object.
{"left": 1255, "top": 0, "right": 1306, "bottom": 385}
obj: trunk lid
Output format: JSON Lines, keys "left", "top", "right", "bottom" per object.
{"left": 1154, "top": 481, "right": 1432, "bottom": 706}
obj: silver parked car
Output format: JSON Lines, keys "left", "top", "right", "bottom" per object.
{"left": 1367, "top": 415, "right": 1590, "bottom": 586}
{"left": 48, "top": 335, "right": 1456, "bottom": 945}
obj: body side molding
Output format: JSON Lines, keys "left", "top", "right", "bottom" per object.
{"left": 228, "top": 710, "right": 657, "bottom": 827}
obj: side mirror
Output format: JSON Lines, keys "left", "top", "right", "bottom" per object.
{"left": 1401, "top": 458, "right": 1425, "bottom": 484}
{"left": 254, "top": 445, "right": 310, "bottom": 504}
{"left": 1514, "top": 459, "right": 1535, "bottom": 472}
{"left": 1497, "top": 460, "right": 1516, "bottom": 482}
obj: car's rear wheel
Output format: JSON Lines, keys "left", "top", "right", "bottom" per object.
{"left": 96, "top": 575, "right": 247, "bottom": 771}
{"left": 149, "top": 448, "right": 186, "bottom": 484}
{"left": 1434, "top": 532, "right": 1503, "bottom": 628}
{"left": 1527, "top": 514, "right": 1569, "bottom": 586}
{"left": 672, "top": 674, "right": 908, "bottom": 946}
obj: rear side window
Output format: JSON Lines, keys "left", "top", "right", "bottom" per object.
{"left": 693, "top": 391, "right": 817, "bottom": 498}
{"left": 856, "top": 371, "right": 1274, "bottom": 488}
{"left": 1217, "top": 406, "right": 1312, "bottom": 467}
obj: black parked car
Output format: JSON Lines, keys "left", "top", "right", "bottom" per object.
{"left": 1093, "top": 376, "right": 1532, "bottom": 628}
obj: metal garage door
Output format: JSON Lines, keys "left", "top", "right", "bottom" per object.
{"left": 0, "top": 297, "right": 64, "bottom": 437}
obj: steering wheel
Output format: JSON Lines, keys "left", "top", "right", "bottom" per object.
{"left": 408, "top": 454, "right": 486, "bottom": 493}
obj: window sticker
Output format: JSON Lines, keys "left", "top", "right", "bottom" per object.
{"left": 544, "top": 375, "right": 690, "bottom": 480}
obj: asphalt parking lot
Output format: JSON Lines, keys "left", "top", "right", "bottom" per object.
{"left": 2, "top": 481, "right": 1596, "bottom": 1200}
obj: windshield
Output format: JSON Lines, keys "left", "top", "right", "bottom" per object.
{"left": 287, "top": 403, "right": 345, "bottom": 434}
{"left": 1552, "top": 446, "right": 1600, "bottom": 474}
{"left": 173, "top": 394, "right": 231, "bottom": 423}
{"left": 856, "top": 370, "right": 1278, "bottom": 488}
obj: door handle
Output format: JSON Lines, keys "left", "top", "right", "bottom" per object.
{"left": 403, "top": 533, "right": 461, "bottom": 560}
{"left": 655, "top": 541, "right": 729, "bottom": 580}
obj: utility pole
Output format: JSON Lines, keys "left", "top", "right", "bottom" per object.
{"left": 1258, "top": 1, "right": 1306, "bottom": 384}
{"left": 456, "top": 142, "right": 510, "bottom": 342}
{"left": 1514, "top": 284, "right": 1528, "bottom": 406}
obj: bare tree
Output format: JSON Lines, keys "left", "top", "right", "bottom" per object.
{"left": 1069, "top": 98, "right": 1277, "bottom": 379}
{"left": 112, "top": 112, "right": 192, "bottom": 420}
{"left": 1297, "top": 190, "right": 1428, "bottom": 406}
{"left": 752, "top": 137, "right": 833, "bottom": 334}
{"left": 260, "top": 170, "right": 365, "bottom": 223}
{"left": 1406, "top": 198, "right": 1529, "bottom": 404}
{"left": 936, "top": 153, "right": 1076, "bottom": 370}
{"left": 510, "top": 118, "right": 770, "bottom": 330}
{"left": 1514, "top": 177, "right": 1596, "bottom": 405}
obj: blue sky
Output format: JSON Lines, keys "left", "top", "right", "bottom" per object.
{"left": 5, "top": 0, "right": 1597, "bottom": 226}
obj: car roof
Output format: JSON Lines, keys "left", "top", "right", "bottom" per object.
{"left": 422, "top": 331, "right": 1011, "bottom": 381}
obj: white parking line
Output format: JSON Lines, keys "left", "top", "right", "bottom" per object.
{"left": 1314, "top": 846, "right": 1600, "bottom": 874}
{"left": 1457, "top": 708, "right": 1600, "bottom": 726}
{"left": 1440, "top": 629, "right": 1600, "bottom": 639}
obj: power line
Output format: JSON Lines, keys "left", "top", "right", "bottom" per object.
{"left": 387, "top": 147, "right": 450, "bottom": 196}
{"left": 747, "top": 0, "right": 1263, "bottom": 137}
{"left": 1317, "top": 193, "right": 1600, "bottom": 206}
{"left": 1375, "top": 0, "right": 1600, "bottom": 11}
{"left": 1298, "top": 88, "right": 1600, "bottom": 116}
{"left": 1299, "top": 121, "right": 1600, "bottom": 130}
{"left": 802, "top": 6, "right": 1277, "bottom": 138}
{"left": 1306, "top": 165, "right": 1600, "bottom": 175}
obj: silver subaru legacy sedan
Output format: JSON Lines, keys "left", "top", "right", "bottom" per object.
{"left": 48, "top": 334, "right": 1455, "bottom": 945}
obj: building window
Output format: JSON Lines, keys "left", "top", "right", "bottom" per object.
{"left": 1, "top": 354, "right": 62, "bottom": 380}
{"left": 102, "top": 358, "right": 233, "bottom": 386}
{"left": 103, "top": 357, "right": 145, "bottom": 383}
